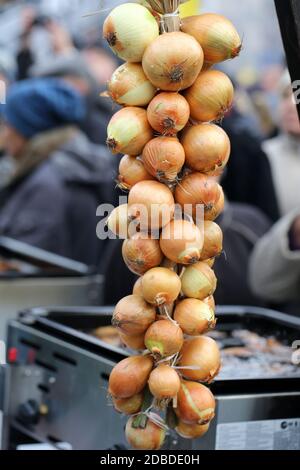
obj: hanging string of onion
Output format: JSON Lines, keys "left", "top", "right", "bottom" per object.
{"left": 102, "top": 0, "right": 241, "bottom": 451}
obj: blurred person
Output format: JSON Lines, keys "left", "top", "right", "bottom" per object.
{"left": 0, "top": 47, "right": 16, "bottom": 120}
{"left": 0, "top": 78, "right": 114, "bottom": 265}
{"left": 262, "top": 69, "right": 300, "bottom": 216}
{"left": 221, "top": 106, "right": 280, "bottom": 222}
{"left": 26, "top": 18, "right": 117, "bottom": 146}
{"left": 30, "top": 50, "right": 116, "bottom": 146}
{"left": 249, "top": 209, "right": 300, "bottom": 315}
{"left": 82, "top": 47, "right": 117, "bottom": 88}
{"left": 16, "top": 8, "right": 78, "bottom": 80}
{"left": 0, "top": 47, "right": 16, "bottom": 85}
{"left": 0, "top": 48, "right": 16, "bottom": 182}
{"left": 103, "top": 200, "right": 272, "bottom": 307}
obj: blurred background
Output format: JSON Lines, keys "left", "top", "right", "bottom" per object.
{"left": 0, "top": 0, "right": 300, "bottom": 316}
{"left": 1, "top": 1, "right": 300, "bottom": 454}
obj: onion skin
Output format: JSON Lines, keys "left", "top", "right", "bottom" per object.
{"left": 181, "top": 13, "right": 242, "bottom": 64}
{"left": 184, "top": 70, "right": 234, "bottom": 122}
{"left": 107, "top": 204, "right": 129, "bottom": 239}
{"left": 128, "top": 180, "right": 175, "bottom": 231}
{"left": 142, "top": 32, "right": 204, "bottom": 91}
{"left": 112, "top": 393, "right": 143, "bottom": 415}
{"left": 203, "top": 295, "right": 216, "bottom": 311}
{"left": 148, "top": 365, "right": 181, "bottom": 399}
{"left": 108, "top": 63, "right": 156, "bottom": 106}
{"left": 201, "top": 221, "right": 223, "bottom": 261}
{"left": 160, "top": 219, "right": 204, "bottom": 265}
{"left": 118, "top": 155, "right": 154, "bottom": 191}
{"left": 174, "top": 298, "right": 216, "bottom": 336}
{"left": 122, "top": 234, "right": 163, "bottom": 276}
{"left": 103, "top": 4, "right": 159, "bottom": 62}
{"left": 145, "top": 319, "right": 184, "bottom": 357}
{"left": 142, "top": 137, "right": 185, "bottom": 183}
{"left": 181, "top": 124, "right": 230, "bottom": 174}
{"left": 205, "top": 185, "right": 225, "bottom": 221}
{"left": 178, "top": 336, "right": 221, "bottom": 383}
{"left": 107, "top": 107, "right": 152, "bottom": 156}
{"left": 132, "top": 277, "right": 143, "bottom": 296}
{"left": 125, "top": 415, "right": 165, "bottom": 450}
{"left": 176, "top": 381, "right": 216, "bottom": 425}
{"left": 181, "top": 261, "right": 217, "bottom": 300}
{"left": 203, "top": 258, "right": 215, "bottom": 269}
{"left": 109, "top": 355, "right": 153, "bottom": 398}
{"left": 141, "top": 267, "right": 181, "bottom": 306}
{"left": 175, "top": 172, "right": 222, "bottom": 220}
{"left": 176, "top": 421, "right": 210, "bottom": 439}
{"left": 112, "top": 295, "right": 156, "bottom": 336}
{"left": 119, "top": 332, "right": 145, "bottom": 351}
{"left": 147, "top": 92, "right": 190, "bottom": 135}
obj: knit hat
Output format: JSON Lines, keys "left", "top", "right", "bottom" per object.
{"left": 3, "top": 78, "right": 86, "bottom": 139}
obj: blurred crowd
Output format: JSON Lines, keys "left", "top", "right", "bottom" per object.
{"left": 0, "top": 5, "right": 300, "bottom": 316}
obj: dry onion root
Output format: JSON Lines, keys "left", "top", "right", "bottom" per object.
{"left": 142, "top": 32, "right": 204, "bottom": 91}
{"left": 160, "top": 219, "right": 204, "bottom": 265}
{"left": 108, "top": 63, "right": 156, "bottom": 107}
{"left": 107, "top": 107, "right": 153, "bottom": 156}
{"left": 175, "top": 172, "right": 222, "bottom": 220}
{"left": 141, "top": 267, "right": 181, "bottom": 306}
{"left": 109, "top": 355, "right": 153, "bottom": 399}
{"left": 148, "top": 364, "right": 181, "bottom": 402}
{"left": 145, "top": 319, "right": 184, "bottom": 357}
{"left": 103, "top": 3, "right": 159, "bottom": 62}
{"left": 122, "top": 234, "right": 163, "bottom": 275}
{"left": 205, "top": 185, "right": 225, "bottom": 221}
{"left": 118, "top": 155, "right": 154, "bottom": 191}
{"left": 128, "top": 180, "right": 175, "bottom": 231}
{"left": 112, "top": 294, "right": 156, "bottom": 336}
{"left": 184, "top": 70, "right": 234, "bottom": 122}
{"left": 175, "top": 380, "right": 216, "bottom": 424}
{"left": 147, "top": 92, "right": 190, "bottom": 135}
{"left": 142, "top": 136, "right": 185, "bottom": 183}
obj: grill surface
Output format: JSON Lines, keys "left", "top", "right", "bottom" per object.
{"left": 2, "top": 306, "right": 300, "bottom": 450}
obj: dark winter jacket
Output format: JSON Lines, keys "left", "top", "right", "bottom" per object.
{"left": 214, "top": 203, "right": 272, "bottom": 306}
{"left": 221, "top": 109, "right": 280, "bottom": 222}
{"left": 0, "top": 127, "right": 115, "bottom": 266}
